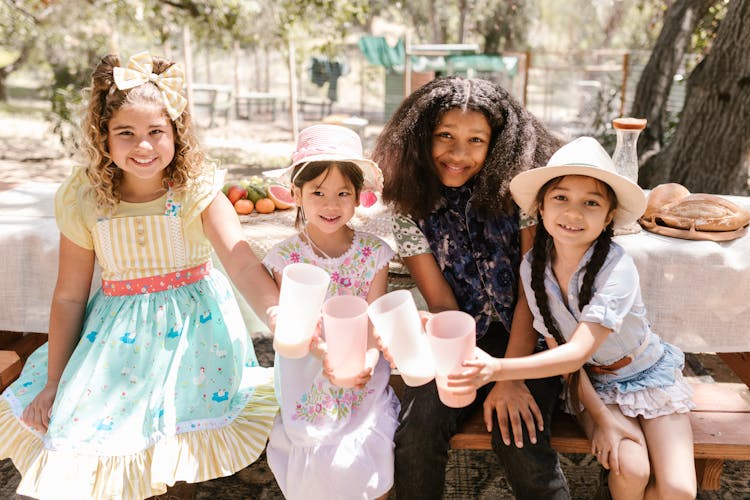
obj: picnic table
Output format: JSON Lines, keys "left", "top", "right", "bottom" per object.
{"left": 235, "top": 92, "right": 286, "bottom": 121}
{"left": 191, "top": 83, "right": 233, "bottom": 127}
{"left": 1, "top": 182, "right": 750, "bottom": 386}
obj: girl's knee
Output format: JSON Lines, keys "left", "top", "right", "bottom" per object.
{"left": 652, "top": 477, "right": 696, "bottom": 500}
{"left": 610, "top": 460, "right": 650, "bottom": 491}
{"left": 611, "top": 441, "right": 650, "bottom": 490}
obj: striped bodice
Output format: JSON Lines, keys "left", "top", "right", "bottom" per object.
{"left": 92, "top": 189, "right": 212, "bottom": 281}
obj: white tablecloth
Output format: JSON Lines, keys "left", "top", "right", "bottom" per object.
{"left": 614, "top": 195, "right": 750, "bottom": 353}
{"left": 0, "top": 183, "right": 395, "bottom": 336}
{"left": 2, "top": 182, "right": 749, "bottom": 353}
{"left": 0, "top": 183, "right": 63, "bottom": 333}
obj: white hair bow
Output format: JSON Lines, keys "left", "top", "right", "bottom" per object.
{"left": 113, "top": 51, "right": 187, "bottom": 120}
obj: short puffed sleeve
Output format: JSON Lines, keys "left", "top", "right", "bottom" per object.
{"left": 392, "top": 213, "right": 431, "bottom": 257}
{"left": 180, "top": 164, "right": 225, "bottom": 223}
{"left": 55, "top": 167, "right": 95, "bottom": 249}
{"left": 518, "top": 207, "right": 537, "bottom": 230}
{"left": 262, "top": 235, "right": 298, "bottom": 276}
{"left": 361, "top": 232, "right": 395, "bottom": 273}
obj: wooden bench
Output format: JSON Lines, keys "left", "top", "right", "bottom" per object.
{"left": 0, "top": 332, "right": 48, "bottom": 392}
{"left": 297, "top": 98, "right": 332, "bottom": 121}
{"left": 4, "top": 336, "right": 747, "bottom": 491}
{"left": 389, "top": 375, "right": 750, "bottom": 491}
{"left": 235, "top": 92, "right": 285, "bottom": 122}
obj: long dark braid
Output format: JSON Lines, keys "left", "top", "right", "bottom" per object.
{"left": 530, "top": 203, "right": 615, "bottom": 413}
{"left": 579, "top": 227, "right": 614, "bottom": 308}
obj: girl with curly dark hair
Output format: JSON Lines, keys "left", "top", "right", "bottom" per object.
{"left": 372, "top": 76, "right": 570, "bottom": 499}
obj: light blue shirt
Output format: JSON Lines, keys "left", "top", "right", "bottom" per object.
{"left": 521, "top": 242, "right": 664, "bottom": 379}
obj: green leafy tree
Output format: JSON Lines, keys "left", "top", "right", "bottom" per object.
{"left": 473, "top": 0, "right": 530, "bottom": 52}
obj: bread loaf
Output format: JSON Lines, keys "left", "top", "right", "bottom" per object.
{"left": 640, "top": 183, "right": 750, "bottom": 232}
{"left": 642, "top": 183, "right": 691, "bottom": 221}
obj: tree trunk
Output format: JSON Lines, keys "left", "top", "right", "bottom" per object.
{"left": 630, "top": 0, "right": 715, "bottom": 170}
{"left": 457, "top": 0, "right": 468, "bottom": 43}
{"left": 639, "top": 0, "right": 750, "bottom": 194}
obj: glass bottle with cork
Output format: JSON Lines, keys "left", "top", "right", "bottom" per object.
{"left": 612, "top": 117, "right": 647, "bottom": 235}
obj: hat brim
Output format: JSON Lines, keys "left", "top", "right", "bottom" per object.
{"left": 509, "top": 164, "right": 647, "bottom": 228}
{"left": 264, "top": 154, "right": 383, "bottom": 193}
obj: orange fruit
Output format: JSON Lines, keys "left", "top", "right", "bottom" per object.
{"left": 234, "top": 199, "right": 254, "bottom": 215}
{"left": 255, "top": 198, "right": 275, "bottom": 214}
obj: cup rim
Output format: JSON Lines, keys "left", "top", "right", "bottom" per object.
{"left": 283, "top": 262, "right": 331, "bottom": 286}
{"left": 323, "top": 294, "right": 369, "bottom": 318}
{"left": 426, "top": 310, "right": 475, "bottom": 340}
{"left": 368, "top": 289, "right": 413, "bottom": 315}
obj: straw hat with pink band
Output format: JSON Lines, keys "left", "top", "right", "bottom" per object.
{"left": 265, "top": 124, "right": 384, "bottom": 194}
{"left": 509, "top": 136, "right": 647, "bottom": 229}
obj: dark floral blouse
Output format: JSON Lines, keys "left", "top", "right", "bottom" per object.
{"left": 392, "top": 183, "right": 527, "bottom": 338}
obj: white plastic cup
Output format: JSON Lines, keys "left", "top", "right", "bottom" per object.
{"left": 426, "top": 310, "right": 477, "bottom": 408}
{"left": 368, "top": 290, "right": 435, "bottom": 386}
{"left": 274, "top": 263, "right": 330, "bottom": 359}
{"left": 322, "top": 295, "right": 369, "bottom": 388}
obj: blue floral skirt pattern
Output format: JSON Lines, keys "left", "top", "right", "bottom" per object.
{"left": 0, "top": 269, "right": 278, "bottom": 499}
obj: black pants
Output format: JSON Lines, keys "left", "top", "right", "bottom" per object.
{"left": 394, "top": 322, "right": 571, "bottom": 499}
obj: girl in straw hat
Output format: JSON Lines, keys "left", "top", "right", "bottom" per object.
{"left": 262, "top": 124, "right": 399, "bottom": 500}
{"left": 448, "top": 137, "right": 696, "bottom": 499}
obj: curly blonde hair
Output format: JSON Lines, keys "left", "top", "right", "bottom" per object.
{"left": 80, "top": 54, "right": 204, "bottom": 213}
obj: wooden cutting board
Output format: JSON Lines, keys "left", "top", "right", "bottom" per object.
{"left": 639, "top": 219, "right": 748, "bottom": 241}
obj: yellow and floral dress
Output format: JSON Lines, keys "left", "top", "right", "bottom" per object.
{"left": 0, "top": 167, "right": 278, "bottom": 499}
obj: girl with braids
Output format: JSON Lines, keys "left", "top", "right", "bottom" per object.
{"left": 0, "top": 52, "right": 280, "bottom": 499}
{"left": 373, "top": 76, "right": 571, "bottom": 499}
{"left": 448, "top": 137, "right": 696, "bottom": 499}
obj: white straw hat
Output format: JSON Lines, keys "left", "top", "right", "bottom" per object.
{"left": 509, "top": 136, "right": 647, "bottom": 228}
{"left": 265, "top": 124, "right": 383, "bottom": 192}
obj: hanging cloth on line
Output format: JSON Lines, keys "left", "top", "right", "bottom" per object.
{"left": 309, "top": 56, "right": 348, "bottom": 102}
{"left": 358, "top": 36, "right": 405, "bottom": 72}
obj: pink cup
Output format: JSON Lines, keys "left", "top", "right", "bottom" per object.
{"left": 274, "top": 263, "right": 330, "bottom": 359}
{"left": 426, "top": 310, "right": 477, "bottom": 408}
{"left": 322, "top": 295, "right": 369, "bottom": 388}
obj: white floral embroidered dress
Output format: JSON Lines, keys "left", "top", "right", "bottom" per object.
{"left": 262, "top": 231, "right": 400, "bottom": 500}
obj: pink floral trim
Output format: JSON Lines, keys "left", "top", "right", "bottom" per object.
{"left": 102, "top": 261, "right": 211, "bottom": 296}
{"left": 291, "top": 380, "right": 373, "bottom": 424}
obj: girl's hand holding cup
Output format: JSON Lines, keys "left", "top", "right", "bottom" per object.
{"left": 446, "top": 347, "right": 501, "bottom": 393}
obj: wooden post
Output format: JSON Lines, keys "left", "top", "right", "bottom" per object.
{"left": 108, "top": 27, "right": 119, "bottom": 56}
{"left": 620, "top": 52, "right": 630, "bottom": 117}
{"left": 205, "top": 47, "right": 212, "bottom": 84}
{"left": 232, "top": 40, "right": 240, "bottom": 118}
{"left": 523, "top": 50, "right": 531, "bottom": 107}
{"left": 717, "top": 352, "right": 750, "bottom": 387}
{"left": 403, "top": 31, "right": 412, "bottom": 98}
{"left": 232, "top": 40, "right": 240, "bottom": 95}
{"left": 288, "top": 38, "right": 299, "bottom": 143}
{"left": 264, "top": 46, "right": 271, "bottom": 93}
{"left": 182, "top": 25, "right": 194, "bottom": 118}
{"left": 359, "top": 59, "right": 366, "bottom": 117}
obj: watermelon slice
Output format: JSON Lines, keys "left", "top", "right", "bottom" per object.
{"left": 267, "top": 184, "right": 295, "bottom": 210}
